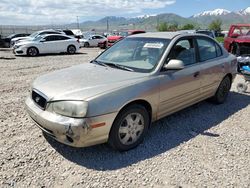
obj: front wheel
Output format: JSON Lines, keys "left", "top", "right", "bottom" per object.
{"left": 108, "top": 105, "right": 149, "bottom": 151}
{"left": 27, "top": 47, "right": 39, "bottom": 57}
{"left": 211, "top": 76, "right": 231, "bottom": 104}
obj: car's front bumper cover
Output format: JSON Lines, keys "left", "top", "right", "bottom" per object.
{"left": 25, "top": 97, "right": 117, "bottom": 147}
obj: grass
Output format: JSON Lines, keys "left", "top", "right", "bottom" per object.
{"left": 216, "top": 37, "right": 224, "bottom": 43}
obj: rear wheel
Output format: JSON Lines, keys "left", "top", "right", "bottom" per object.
{"left": 211, "top": 76, "right": 231, "bottom": 104}
{"left": 67, "top": 45, "right": 76, "bottom": 54}
{"left": 108, "top": 105, "right": 149, "bottom": 151}
{"left": 27, "top": 47, "right": 39, "bottom": 57}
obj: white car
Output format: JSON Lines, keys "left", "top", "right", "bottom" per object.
{"left": 80, "top": 35, "right": 107, "bottom": 47}
{"left": 10, "top": 30, "right": 63, "bottom": 46}
{"left": 13, "top": 34, "right": 80, "bottom": 56}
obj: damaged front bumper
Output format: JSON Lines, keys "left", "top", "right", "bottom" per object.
{"left": 25, "top": 97, "right": 117, "bottom": 147}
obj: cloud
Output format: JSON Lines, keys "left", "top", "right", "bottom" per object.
{"left": 0, "top": 0, "right": 176, "bottom": 25}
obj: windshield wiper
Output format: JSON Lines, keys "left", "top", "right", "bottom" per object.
{"left": 103, "top": 63, "right": 134, "bottom": 72}
{"left": 91, "top": 60, "right": 108, "bottom": 67}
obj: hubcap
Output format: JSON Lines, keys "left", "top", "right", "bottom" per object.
{"left": 29, "top": 48, "right": 37, "bottom": 56}
{"left": 118, "top": 113, "right": 144, "bottom": 145}
{"left": 69, "top": 46, "right": 75, "bottom": 54}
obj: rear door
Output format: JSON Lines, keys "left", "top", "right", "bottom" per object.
{"left": 195, "top": 37, "right": 226, "bottom": 97}
{"left": 158, "top": 37, "right": 202, "bottom": 118}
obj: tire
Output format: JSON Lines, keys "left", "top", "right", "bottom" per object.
{"left": 67, "top": 45, "right": 76, "bottom": 54}
{"left": 101, "top": 42, "right": 107, "bottom": 49}
{"left": 237, "top": 82, "right": 248, "bottom": 93}
{"left": 211, "top": 76, "right": 231, "bottom": 104}
{"left": 84, "top": 42, "right": 90, "bottom": 48}
{"left": 27, "top": 47, "right": 39, "bottom": 57}
{"left": 108, "top": 105, "right": 150, "bottom": 151}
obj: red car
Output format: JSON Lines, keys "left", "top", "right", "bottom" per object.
{"left": 224, "top": 24, "right": 250, "bottom": 56}
{"left": 98, "top": 30, "right": 146, "bottom": 49}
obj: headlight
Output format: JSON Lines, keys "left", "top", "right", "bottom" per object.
{"left": 49, "top": 101, "right": 88, "bottom": 118}
{"left": 14, "top": 45, "right": 22, "bottom": 49}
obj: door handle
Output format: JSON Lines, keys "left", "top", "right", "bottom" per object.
{"left": 193, "top": 71, "right": 200, "bottom": 78}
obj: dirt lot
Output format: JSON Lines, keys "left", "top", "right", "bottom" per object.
{"left": 0, "top": 48, "right": 249, "bottom": 188}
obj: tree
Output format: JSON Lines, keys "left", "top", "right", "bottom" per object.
{"left": 157, "top": 22, "right": 169, "bottom": 32}
{"left": 181, "top": 23, "right": 195, "bottom": 30}
{"left": 156, "top": 22, "right": 179, "bottom": 32}
{"left": 208, "top": 19, "right": 222, "bottom": 32}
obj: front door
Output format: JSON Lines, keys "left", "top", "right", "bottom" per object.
{"left": 158, "top": 38, "right": 201, "bottom": 118}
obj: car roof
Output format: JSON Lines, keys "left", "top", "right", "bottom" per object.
{"left": 128, "top": 32, "right": 206, "bottom": 39}
{"left": 41, "top": 34, "right": 73, "bottom": 38}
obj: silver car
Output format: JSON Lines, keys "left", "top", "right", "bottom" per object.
{"left": 25, "top": 32, "right": 237, "bottom": 151}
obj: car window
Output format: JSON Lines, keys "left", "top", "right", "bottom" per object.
{"left": 45, "top": 36, "right": 55, "bottom": 41}
{"left": 168, "top": 39, "right": 196, "bottom": 66}
{"left": 95, "top": 36, "right": 103, "bottom": 39}
{"left": 63, "top": 30, "right": 74, "bottom": 35}
{"left": 197, "top": 38, "right": 217, "bottom": 61}
{"left": 54, "top": 36, "right": 70, "bottom": 40}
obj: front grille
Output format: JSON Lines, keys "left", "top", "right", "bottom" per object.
{"left": 32, "top": 90, "right": 47, "bottom": 109}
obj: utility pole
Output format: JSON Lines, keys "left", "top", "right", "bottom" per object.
{"left": 76, "top": 16, "right": 80, "bottom": 29}
{"left": 107, "top": 17, "right": 109, "bottom": 32}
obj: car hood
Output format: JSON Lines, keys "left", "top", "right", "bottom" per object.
{"left": 32, "top": 63, "right": 148, "bottom": 101}
{"left": 234, "top": 35, "right": 250, "bottom": 43}
{"left": 16, "top": 40, "right": 37, "bottom": 46}
{"left": 12, "top": 36, "right": 32, "bottom": 42}
{"left": 108, "top": 36, "right": 123, "bottom": 40}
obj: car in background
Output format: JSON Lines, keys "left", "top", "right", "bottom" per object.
{"left": 25, "top": 32, "right": 237, "bottom": 151}
{"left": 196, "top": 30, "right": 216, "bottom": 38}
{"left": 2, "top": 33, "right": 30, "bottom": 48}
{"left": 80, "top": 35, "right": 107, "bottom": 47}
{"left": 224, "top": 24, "right": 250, "bottom": 56}
{"left": 180, "top": 30, "right": 216, "bottom": 38}
{"left": 10, "top": 30, "right": 63, "bottom": 46}
{"left": 105, "top": 30, "right": 146, "bottom": 47}
{"left": 13, "top": 34, "right": 80, "bottom": 56}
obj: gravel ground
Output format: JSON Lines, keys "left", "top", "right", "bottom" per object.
{"left": 0, "top": 48, "right": 249, "bottom": 188}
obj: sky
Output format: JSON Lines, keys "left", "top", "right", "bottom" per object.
{"left": 0, "top": 0, "right": 249, "bottom": 25}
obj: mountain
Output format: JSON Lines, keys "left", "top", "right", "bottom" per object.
{"left": 190, "top": 7, "right": 250, "bottom": 29}
{"left": 239, "top": 7, "right": 250, "bottom": 15}
{"left": 67, "top": 7, "right": 250, "bottom": 32}
{"left": 193, "top": 9, "right": 231, "bottom": 17}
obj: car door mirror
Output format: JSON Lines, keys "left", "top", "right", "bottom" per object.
{"left": 164, "top": 59, "right": 185, "bottom": 70}
{"left": 40, "top": 39, "right": 46, "bottom": 42}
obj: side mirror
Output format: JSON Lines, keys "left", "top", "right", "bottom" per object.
{"left": 163, "top": 59, "right": 185, "bottom": 70}
{"left": 40, "top": 39, "right": 46, "bottom": 42}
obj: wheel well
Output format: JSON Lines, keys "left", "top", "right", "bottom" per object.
{"left": 224, "top": 73, "right": 232, "bottom": 84}
{"left": 120, "top": 100, "right": 152, "bottom": 124}
{"left": 68, "top": 45, "right": 76, "bottom": 49}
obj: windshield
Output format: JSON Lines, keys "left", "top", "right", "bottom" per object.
{"left": 96, "top": 37, "right": 170, "bottom": 73}
{"left": 33, "top": 35, "right": 43, "bottom": 41}
{"left": 30, "top": 31, "right": 39, "bottom": 38}
{"left": 233, "top": 26, "right": 250, "bottom": 35}
{"left": 7, "top": 34, "right": 15, "bottom": 38}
